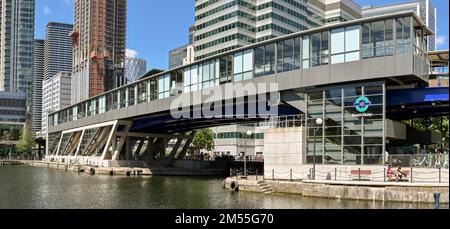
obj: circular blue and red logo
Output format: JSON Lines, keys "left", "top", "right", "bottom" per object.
{"left": 354, "top": 96, "right": 371, "bottom": 113}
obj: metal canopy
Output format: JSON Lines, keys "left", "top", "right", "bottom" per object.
{"left": 387, "top": 87, "right": 449, "bottom": 120}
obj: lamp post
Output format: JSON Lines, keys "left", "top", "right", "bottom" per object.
{"left": 244, "top": 130, "right": 252, "bottom": 178}
{"left": 313, "top": 118, "right": 323, "bottom": 180}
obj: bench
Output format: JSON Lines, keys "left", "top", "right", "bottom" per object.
{"left": 350, "top": 170, "right": 373, "bottom": 181}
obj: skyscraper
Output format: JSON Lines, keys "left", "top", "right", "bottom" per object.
{"left": 362, "top": 0, "right": 437, "bottom": 51}
{"left": 0, "top": 0, "right": 35, "bottom": 110}
{"left": 194, "top": 0, "right": 361, "bottom": 61}
{"left": 44, "top": 22, "right": 73, "bottom": 80}
{"left": 32, "top": 39, "right": 44, "bottom": 134}
{"left": 41, "top": 72, "right": 71, "bottom": 136}
{"left": 71, "top": 0, "right": 126, "bottom": 104}
{"left": 125, "top": 57, "right": 147, "bottom": 84}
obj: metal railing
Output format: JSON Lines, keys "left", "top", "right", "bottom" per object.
{"left": 259, "top": 166, "right": 448, "bottom": 184}
{"left": 233, "top": 155, "right": 264, "bottom": 162}
{"left": 389, "top": 154, "right": 449, "bottom": 169}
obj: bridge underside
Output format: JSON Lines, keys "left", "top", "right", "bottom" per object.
{"left": 46, "top": 100, "right": 301, "bottom": 167}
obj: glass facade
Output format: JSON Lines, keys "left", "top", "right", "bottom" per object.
{"left": 306, "top": 83, "right": 385, "bottom": 165}
{"left": 48, "top": 13, "right": 428, "bottom": 128}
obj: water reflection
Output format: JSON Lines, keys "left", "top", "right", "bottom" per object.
{"left": 0, "top": 167, "right": 446, "bottom": 209}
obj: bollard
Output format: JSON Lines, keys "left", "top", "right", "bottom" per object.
{"left": 434, "top": 193, "right": 441, "bottom": 209}
{"left": 272, "top": 169, "right": 275, "bottom": 180}
{"left": 335, "top": 168, "right": 337, "bottom": 181}
{"left": 439, "top": 168, "right": 441, "bottom": 183}
{"left": 410, "top": 166, "right": 413, "bottom": 183}
{"left": 358, "top": 168, "right": 361, "bottom": 181}
{"left": 290, "top": 169, "right": 293, "bottom": 182}
{"left": 384, "top": 167, "right": 386, "bottom": 183}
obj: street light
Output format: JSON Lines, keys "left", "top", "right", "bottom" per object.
{"left": 313, "top": 118, "right": 323, "bottom": 180}
{"left": 244, "top": 130, "right": 253, "bottom": 178}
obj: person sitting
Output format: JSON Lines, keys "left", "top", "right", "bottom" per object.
{"left": 387, "top": 165, "right": 396, "bottom": 181}
{"left": 394, "top": 167, "right": 406, "bottom": 182}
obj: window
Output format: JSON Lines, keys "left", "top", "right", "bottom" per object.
{"left": 219, "top": 55, "right": 232, "bottom": 84}
{"left": 331, "top": 28, "right": 345, "bottom": 64}
{"left": 128, "top": 85, "right": 136, "bottom": 106}
{"left": 255, "top": 46, "right": 264, "bottom": 77}
{"left": 294, "top": 38, "right": 301, "bottom": 69}
{"left": 371, "top": 21, "right": 385, "bottom": 57}
{"left": 276, "top": 39, "right": 295, "bottom": 73}
{"left": 311, "top": 33, "right": 321, "bottom": 67}
{"left": 396, "top": 17, "right": 412, "bottom": 54}
{"left": 265, "top": 44, "right": 275, "bottom": 75}
{"left": 255, "top": 44, "right": 275, "bottom": 77}
{"left": 331, "top": 26, "right": 360, "bottom": 64}
{"left": 233, "top": 50, "right": 253, "bottom": 82}
{"left": 158, "top": 75, "right": 171, "bottom": 99}
{"left": 321, "top": 31, "right": 329, "bottom": 65}
{"left": 138, "top": 82, "right": 148, "bottom": 103}
{"left": 283, "top": 39, "right": 294, "bottom": 71}
{"left": 385, "top": 20, "right": 394, "bottom": 56}
{"left": 362, "top": 23, "right": 370, "bottom": 59}
{"left": 345, "top": 26, "right": 360, "bottom": 62}
{"left": 201, "top": 61, "right": 217, "bottom": 89}
{"left": 302, "top": 36, "right": 310, "bottom": 69}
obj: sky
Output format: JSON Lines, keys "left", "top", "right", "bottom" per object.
{"left": 35, "top": 0, "right": 449, "bottom": 70}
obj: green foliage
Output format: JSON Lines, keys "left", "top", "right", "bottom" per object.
{"left": 16, "top": 126, "right": 34, "bottom": 157}
{"left": 407, "top": 117, "right": 449, "bottom": 144}
{"left": 192, "top": 129, "right": 215, "bottom": 153}
{"left": 0, "top": 131, "right": 13, "bottom": 141}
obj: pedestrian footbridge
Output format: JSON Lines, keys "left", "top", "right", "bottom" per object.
{"left": 45, "top": 12, "right": 440, "bottom": 168}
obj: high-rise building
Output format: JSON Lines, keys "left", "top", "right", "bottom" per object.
{"left": 169, "top": 44, "right": 189, "bottom": 70}
{"left": 168, "top": 25, "right": 196, "bottom": 70}
{"left": 125, "top": 57, "right": 147, "bottom": 84}
{"left": 0, "top": 0, "right": 35, "bottom": 110}
{"left": 32, "top": 39, "right": 44, "bottom": 134}
{"left": 0, "top": 91, "right": 27, "bottom": 153}
{"left": 362, "top": 0, "right": 437, "bottom": 51}
{"left": 193, "top": 0, "right": 361, "bottom": 61}
{"left": 71, "top": 0, "right": 126, "bottom": 104}
{"left": 44, "top": 22, "right": 73, "bottom": 81}
{"left": 41, "top": 72, "right": 71, "bottom": 137}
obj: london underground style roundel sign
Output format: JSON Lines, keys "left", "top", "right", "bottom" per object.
{"left": 354, "top": 96, "right": 371, "bottom": 113}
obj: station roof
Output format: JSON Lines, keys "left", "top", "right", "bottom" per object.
{"left": 428, "top": 50, "right": 449, "bottom": 68}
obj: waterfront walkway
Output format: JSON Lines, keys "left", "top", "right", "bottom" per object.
{"left": 225, "top": 176, "right": 449, "bottom": 204}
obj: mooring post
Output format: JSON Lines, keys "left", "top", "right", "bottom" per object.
{"left": 358, "top": 168, "right": 361, "bottom": 181}
{"left": 272, "top": 169, "right": 274, "bottom": 180}
{"left": 290, "top": 169, "right": 293, "bottom": 182}
{"left": 434, "top": 193, "right": 441, "bottom": 209}
{"left": 439, "top": 167, "right": 442, "bottom": 183}
{"left": 335, "top": 168, "right": 337, "bottom": 181}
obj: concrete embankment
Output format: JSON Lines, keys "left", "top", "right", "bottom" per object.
{"left": 0, "top": 160, "right": 28, "bottom": 166}
{"left": 225, "top": 177, "right": 449, "bottom": 204}
{"left": 27, "top": 161, "right": 226, "bottom": 177}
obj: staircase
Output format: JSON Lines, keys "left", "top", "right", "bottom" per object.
{"left": 256, "top": 180, "right": 274, "bottom": 194}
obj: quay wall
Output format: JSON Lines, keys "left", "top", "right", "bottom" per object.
{"left": 225, "top": 178, "right": 449, "bottom": 204}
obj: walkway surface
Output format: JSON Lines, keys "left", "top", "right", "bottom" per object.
{"left": 233, "top": 176, "right": 449, "bottom": 187}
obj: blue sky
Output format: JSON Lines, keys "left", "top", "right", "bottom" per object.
{"left": 35, "top": 0, "right": 449, "bottom": 70}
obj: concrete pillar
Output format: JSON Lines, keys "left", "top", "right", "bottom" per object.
{"left": 126, "top": 137, "right": 132, "bottom": 160}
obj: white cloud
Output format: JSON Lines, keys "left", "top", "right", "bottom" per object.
{"left": 436, "top": 35, "right": 447, "bottom": 46}
{"left": 64, "top": 0, "right": 71, "bottom": 5}
{"left": 43, "top": 6, "right": 51, "bottom": 14}
{"left": 126, "top": 48, "right": 138, "bottom": 58}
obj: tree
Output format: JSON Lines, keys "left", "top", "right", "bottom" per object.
{"left": 16, "top": 126, "right": 34, "bottom": 158}
{"left": 0, "top": 131, "right": 13, "bottom": 141}
{"left": 192, "top": 129, "right": 215, "bottom": 154}
{"left": 409, "top": 117, "right": 449, "bottom": 142}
